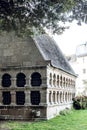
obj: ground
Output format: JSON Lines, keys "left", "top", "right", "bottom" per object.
{"left": 0, "top": 109, "right": 87, "bottom": 130}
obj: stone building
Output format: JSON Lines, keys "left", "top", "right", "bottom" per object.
{"left": 0, "top": 32, "right": 76, "bottom": 120}
{"left": 67, "top": 43, "right": 87, "bottom": 96}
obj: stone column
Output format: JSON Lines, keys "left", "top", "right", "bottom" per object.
{"left": 11, "top": 91, "right": 16, "bottom": 105}
{"left": 42, "top": 77, "right": 47, "bottom": 87}
{"left": 49, "top": 91, "right": 51, "bottom": 104}
{"left": 0, "top": 92, "right": 2, "bottom": 105}
{"left": 69, "top": 93, "right": 71, "bottom": 102}
{"left": 25, "top": 90, "right": 31, "bottom": 106}
{"left": 58, "top": 92, "right": 60, "bottom": 104}
{"left": 56, "top": 92, "right": 58, "bottom": 103}
{"left": 11, "top": 77, "right": 16, "bottom": 88}
{"left": 51, "top": 91, "right": 53, "bottom": 104}
{"left": 67, "top": 93, "right": 69, "bottom": 102}
{"left": 29, "top": 76, "right": 32, "bottom": 87}
{"left": 0, "top": 78, "right": 2, "bottom": 88}
{"left": 40, "top": 90, "right": 47, "bottom": 105}
{"left": 46, "top": 90, "right": 50, "bottom": 105}
{"left": 63, "top": 92, "right": 65, "bottom": 103}
{"left": 66, "top": 93, "right": 68, "bottom": 103}
{"left": 25, "top": 77, "right": 29, "bottom": 87}
{"left": 55, "top": 91, "right": 57, "bottom": 104}
{"left": 71, "top": 93, "right": 72, "bottom": 101}
{"left": 60, "top": 92, "right": 63, "bottom": 103}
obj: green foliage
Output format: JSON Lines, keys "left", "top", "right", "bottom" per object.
{"left": 0, "top": 0, "right": 87, "bottom": 35}
{"left": 59, "top": 108, "right": 72, "bottom": 116}
{"left": 73, "top": 96, "right": 87, "bottom": 110}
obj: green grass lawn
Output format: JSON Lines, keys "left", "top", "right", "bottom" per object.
{"left": 1, "top": 109, "right": 87, "bottom": 130}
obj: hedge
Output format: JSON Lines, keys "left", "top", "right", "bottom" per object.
{"left": 73, "top": 96, "right": 87, "bottom": 110}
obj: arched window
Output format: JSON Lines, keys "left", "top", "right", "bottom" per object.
{"left": 31, "top": 72, "right": 42, "bottom": 86}
{"left": 49, "top": 91, "right": 51, "bottom": 103}
{"left": 60, "top": 76, "right": 62, "bottom": 87}
{"left": 60, "top": 92, "right": 63, "bottom": 103}
{"left": 63, "top": 77, "right": 65, "bottom": 87}
{"left": 67, "top": 79, "right": 69, "bottom": 87}
{"left": 49, "top": 73, "right": 52, "bottom": 86}
{"left": 57, "top": 91, "right": 59, "bottom": 103}
{"left": 65, "top": 92, "right": 67, "bottom": 102}
{"left": 16, "top": 73, "right": 26, "bottom": 87}
{"left": 66, "top": 78, "right": 68, "bottom": 87}
{"left": 53, "top": 74, "right": 56, "bottom": 86}
{"left": 53, "top": 91, "right": 55, "bottom": 103}
{"left": 57, "top": 75, "right": 59, "bottom": 87}
{"left": 69, "top": 79, "right": 70, "bottom": 87}
{"left": 3, "top": 91, "right": 11, "bottom": 105}
{"left": 2, "top": 73, "right": 11, "bottom": 87}
{"left": 31, "top": 91, "right": 40, "bottom": 105}
{"left": 16, "top": 91, "right": 25, "bottom": 105}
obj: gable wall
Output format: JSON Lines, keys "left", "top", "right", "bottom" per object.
{"left": 0, "top": 32, "right": 46, "bottom": 68}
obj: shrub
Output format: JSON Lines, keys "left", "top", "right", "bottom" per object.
{"left": 73, "top": 96, "right": 87, "bottom": 110}
{"left": 59, "top": 108, "right": 71, "bottom": 116}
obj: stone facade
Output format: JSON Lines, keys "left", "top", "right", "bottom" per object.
{"left": 0, "top": 32, "right": 76, "bottom": 120}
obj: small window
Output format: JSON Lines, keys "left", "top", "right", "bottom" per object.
{"left": 16, "top": 73, "right": 26, "bottom": 87}
{"left": 16, "top": 91, "right": 25, "bottom": 105}
{"left": 31, "top": 72, "right": 42, "bottom": 86}
{"left": 2, "top": 73, "right": 11, "bottom": 87}
{"left": 3, "top": 92, "right": 11, "bottom": 105}
{"left": 83, "top": 69, "right": 86, "bottom": 74}
{"left": 31, "top": 91, "right": 40, "bottom": 105}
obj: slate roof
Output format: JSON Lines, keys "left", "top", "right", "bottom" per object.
{"left": 34, "top": 34, "right": 76, "bottom": 76}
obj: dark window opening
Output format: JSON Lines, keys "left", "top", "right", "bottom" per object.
{"left": 31, "top": 91, "right": 40, "bottom": 105}
{"left": 16, "top": 91, "right": 25, "bottom": 105}
{"left": 83, "top": 68, "right": 86, "bottom": 74}
{"left": 31, "top": 72, "right": 42, "bottom": 86}
{"left": 16, "top": 73, "right": 26, "bottom": 87}
{"left": 3, "top": 92, "right": 11, "bottom": 105}
{"left": 2, "top": 73, "right": 11, "bottom": 87}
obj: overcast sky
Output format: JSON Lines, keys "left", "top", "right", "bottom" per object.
{"left": 53, "top": 21, "right": 87, "bottom": 55}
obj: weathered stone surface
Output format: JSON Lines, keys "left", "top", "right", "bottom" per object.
{"left": 0, "top": 32, "right": 76, "bottom": 120}
{"left": 0, "top": 32, "right": 46, "bottom": 68}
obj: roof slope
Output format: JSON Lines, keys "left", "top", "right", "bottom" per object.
{"left": 34, "top": 34, "right": 76, "bottom": 76}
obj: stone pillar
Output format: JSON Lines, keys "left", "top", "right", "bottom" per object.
{"left": 0, "top": 92, "right": 2, "bottom": 105}
{"left": 42, "top": 77, "right": 47, "bottom": 87}
{"left": 25, "top": 77, "right": 29, "bottom": 87}
{"left": 11, "top": 77, "right": 16, "bottom": 88}
{"left": 71, "top": 93, "right": 72, "bottom": 101}
{"left": 63, "top": 92, "right": 65, "bottom": 103}
{"left": 67, "top": 93, "right": 69, "bottom": 102}
{"left": 11, "top": 91, "right": 16, "bottom": 105}
{"left": 49, "top": 91, "right": 51, "bottom": 104}
{"left": 40, "top": 90, "right": 47, "bottom": 105}
{"left": 50, "top": 91, "right": 53, "bottom": 104}
{"left": 29, "top": 76, "right": 31, "bottom": 87}
{"left": 70, "top": 93, "right": 71, "bottom": 102}
{"left": 60, "top": 92, "right": 63, "bottom": 103}
{"left": 53, "top": 92, "right": 55, "bottom": 104}
{"left": 46, "top": 90, "right": 50, "bottom": 105}
{"left": 66, "top": 93, "right": 68, "bottom": 103}
{"left": 55, "top": 79, "right": 57, "bottom": 87}
{"left": 58, "top": 92, "right": 60, "bottom": 104}
{"left": 55, "top": 91, "right": 57, "bottom": 104}
{"left": 25, "top": 90, "right": 31, "bottom": 106}
{"left": 0, "top": 78, "right": 2, "bottom": 88}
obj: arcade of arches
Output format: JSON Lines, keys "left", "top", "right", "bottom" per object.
{"left": 0, "top": 70, "right": 75, "bottom": 106}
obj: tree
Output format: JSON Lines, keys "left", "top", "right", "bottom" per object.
{"left": 0, "top": 0, "right": 87, "bottom": 35}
